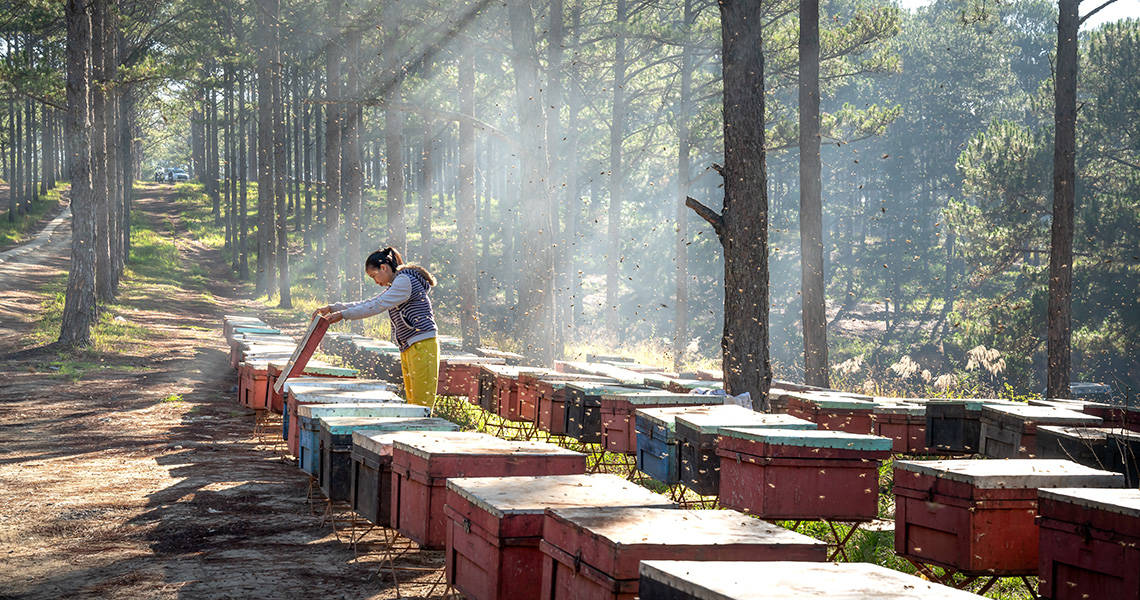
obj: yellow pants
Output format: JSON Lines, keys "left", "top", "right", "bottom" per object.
{"left": 400, "top": 337, "right": 439, "bottom": 408}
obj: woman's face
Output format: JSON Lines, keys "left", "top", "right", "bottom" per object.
{"left": 366, "top": 264, "right": 394, "bottom": 286}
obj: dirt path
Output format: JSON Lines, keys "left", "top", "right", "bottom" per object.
{"left": 0, "top": 185, "right": 393, "bottom": 599}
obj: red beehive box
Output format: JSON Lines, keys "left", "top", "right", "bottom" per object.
{"left": 1037, "top": 488, "right": 1140, "bottom": 600}
{"left": 539, "top": 507, "right": 827, "bottom": 600}
{"left": 535, "top": 375, "right": 617, "bottom": 436}
{"left": 871, "top": 402, "right": 928, "bottom": 454}
{"left": 516, "top": 369, "right": 558, "bottom": 423}
{"left": 979, "top": 405, "right": 1103, "bottom": 459}
{"left": 1126, "top": 406, "right": 1140, "bottom": 432}
{"left": 439, "top": 356, "right": 505, "bottom": 398}
{"left": 894, "top": 458, "right": 1124, "bottom": 575}
{"left": 237, "top": 361, "right": 271, "bottom": 409}
{"left": 784, "top": 393, "right": 876, "bottom": 434}
{"left": 716, "top": 428, "right": 892, "bottom": 521}
{"left": 286, "top": 387, "right": 404, "bottom": 457}
{"left": 499, "top": 367, "right": 553, "bottom": 423}
{"left": 444, "top": 474, "right": 675, "bottom": 600}
{"left": 637, "top": 560, "right": 988, "bottom": 600}
{"left": 599, "top": 392, "right": 720, "bottom": 455}
{"left": 390, "top": 433, "right": 586, "bottom": 550}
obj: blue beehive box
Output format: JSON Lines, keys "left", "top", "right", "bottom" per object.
{"left": 296, "top": 402, "right": 430, "bottom": 475}
{"left": 634, "top": 406, "right": 703, "bottom": 484}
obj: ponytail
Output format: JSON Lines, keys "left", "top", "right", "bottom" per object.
{"left": 365, "top": 247, "right": 404, "bottom": 272}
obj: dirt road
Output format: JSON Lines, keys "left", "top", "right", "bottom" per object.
{"left": 0, "top": 186, "right": 398, "bottom": 599}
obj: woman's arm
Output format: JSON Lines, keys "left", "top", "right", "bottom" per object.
{"left": 334, "top": 274, "right": 412, "bottom": 320}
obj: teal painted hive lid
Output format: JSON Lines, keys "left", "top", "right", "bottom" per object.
{"left": 719, "top": 427, "right": 893, "bottom": 451}
{"left": 926, "top": 398, "right": 1013, "bottom": 411}
{"left": 299, "top": 363, "right": 359, "bottom": 377}
{"left": 233, "top": 326, "right": 281, "bottom": 335}
{"left": 676, "top": 408, "right": 817, "bottom": 435}
{"left": 299, "top": 402, "right": 429, "bottom": 419}
{"left": 600, "top": 391, "right": 719, "bottom": 406}
{"left": 896, "top": 458, "right": 1124, "bottom": 489}
{"left": 320, "top": 416, "right": 460, "bottom": 436}
{"left": 872, "top": 403, "right": 926, "bottom": 416}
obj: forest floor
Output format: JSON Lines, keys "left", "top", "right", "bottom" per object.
{"left": 0, "top": 184, "right": 426, "bottom": 599}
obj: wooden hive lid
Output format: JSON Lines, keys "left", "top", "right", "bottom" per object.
{"left": 675, "top": 408, "right": 817, "bottom": 435}
{"left": 719, "top": 427, "right": 892, "bottom": 451}
{"left": 319, "top": 416, "right": 458, "bottom": 436}
{"left": 981, "top": 404, "right": 1101, "bottom": 425}
{"left": 440, "top": 354, "right": 506, "bottom": 365}
{"left": 1039, "top": 487, "right": 1140, "bottom": 519}
{"left": 565, "top": 382, "right": 646, "bottom": 395}
{"left": 635, "top": 405, "right": 749, "bottom": 431}
{"left": 298, "top": 402, "right": 429, "bottom": 419}
{"left": 895, "top": 458, "right": 1125, "bottom": 489}
{"left": 671, "top": 379, "right": 725, "bottom": 390}
{"left": 638, "top": 561, "right": 987, "bottom": 599}
{"left": 1035, "top": 425, "right": 1116, "bottom": 442}
{"left": 599, "top": 391, "right": 719, "bottom": 406}
{"left": 282, "top": 378, "right": 395, "bottom": 394}
{"left": 292, "top": 389, "right": 403, "bottom": 404}
{"left": 871, "top": 403, "right": 926, "bottom": 416}
{"left": 445, "top": 474, "right": 675, "bottom": 518}
{"left": 392, "top": 432, "right": 581, "bottom": 460}
{"left": 803, "top": 396, "right": 875, "bottom": 410}
{"left": 925, "top": 398, "right": 1012, "bottom": 411}
{"left": 547, "top": 507, "right": 825, "bottom": 548}
{"left": 353, "top": 429, "right": 472, "bottom": 456}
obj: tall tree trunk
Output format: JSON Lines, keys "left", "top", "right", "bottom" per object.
{"left": 506, "top": 0, "right": 555, "bottom": 364}
{"left": 238, "top": 71, "right": 250, "bottom": 279}
{"left": 687, "top": 0, "right": 772, "bottom": 408}
{"left": 324, "top": 0, "right": 343, "bottom": 294}
{"left": 799, "top": 0, "right": 829, "bottom": 387}
{"left": 606, "top": 0, "right": 627, "bottom": 335}
{"left": 458, "top": 51, "right": 480, "bottom": 350}
{"left": 547, "top": 0, "right": 565, "bottom": 355}
{"left": 1047, "top": 0, "right": 1078, "bottom": 398}
{"left": 226, "top": 64, "right": 238, "bottom": 271}
{"left": 209, "top": 84, "right": 221, "bottom": 222}
{"left": 419, "top": 122, "right": 433, "bottom": 266}
{"left": 382, "top": 0, "right": 406, "bottom": 252}
{"left": 105, "top": 13, "right": 122, "bottom": 289}
{"left": 120, "top": 91, "right": 134, "bottom": 262}
{"left": 255, "top": 0, "right": 276, "bottom": 295}
{"left": 303, "top": 77, "right": 313, "bottom": 253}
{"left": 343, "top": 23, "right": 363, "bottom": 301}
{"left": 91, "top": 0, "right": 113, "bottom": 303}
{"left": 564, "top": 0, "right": 583, "bottom": 334}
{"left": 271, "top": 0, "right": 290, "bottom": 307}
{"left": 60, "top": 0, "right": 96, "bottom": 347}
{"left": 674, "top": 0, "right": 695, "bottom": 371}
{"left": 292, "top": 73, "right": 303, "bottom": 236}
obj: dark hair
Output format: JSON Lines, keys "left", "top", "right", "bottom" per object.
{"left": 365, "top": 247, "right": 403, "bottom": 272}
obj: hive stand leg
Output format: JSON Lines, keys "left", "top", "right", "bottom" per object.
{"left": 1017, "top": 576, "right": 1038, "bottom": 599}
{"left": 825, "top": 521, "right": 864, "bottom": 561}
{"left": 306, "top": 476, "right": 325, "bottom": 515}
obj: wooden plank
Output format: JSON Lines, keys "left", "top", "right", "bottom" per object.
{"left": 272, "top": 315, "right": 332, "bottom": 394}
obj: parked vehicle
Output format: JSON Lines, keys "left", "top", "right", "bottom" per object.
{"left": 166, "top": 169, "right": 189, "bottom": 183}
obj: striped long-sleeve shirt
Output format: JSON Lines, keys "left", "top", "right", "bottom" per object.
{"left": 331, "top": 268, "right": 437, "bottom": 350}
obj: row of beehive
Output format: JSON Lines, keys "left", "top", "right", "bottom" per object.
{"left": 226, "top": 316, "right": 1140, "bottom": 599}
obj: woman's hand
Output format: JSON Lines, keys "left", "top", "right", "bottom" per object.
{"left": 312, "top": 306, "right": 333, "bottom": 320}
{"left": 327, "top": 312, "right": 345, "bottom": 324}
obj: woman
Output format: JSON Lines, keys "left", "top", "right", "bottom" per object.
{"left": 315, "top": 247, "right": 440, "bottom": 407}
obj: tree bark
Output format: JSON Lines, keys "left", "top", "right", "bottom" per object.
{"left": 255, "top": 0, "right": 276, "bottom": 295}
{"left": 674, "top": 0, "right": 696, "bottom": 371}
{"left": 799, "top": 0, "right": 829, "bottom": 387}
{"left": 547, "top": 0, "right": 565, "bottom": 355}
{"left": 419, "top": 122, "right": 433, "bottom": 266}
{"left": 92, "top": 0, "right": 113, "bottom": 303}
{"left": 565, "top": 0, "right": 583, "bottom": 334}
{"left": 506, "top": 0, "right": 555, "bottom": 364}
{"left": 1047, "top": 0, "right": 1078, "bottom": 398}
{"left": 271, "top": 0, "right": 290, "bottom": 308}
{"left": 382, "top": 0, "right": 406, "bottom": 252}
{"left": 60, "top": 0, "right": 97, "bottom": 347}
{"left": 458, "top": 51, "right": 480, "bottom": 351}
{"left": 324, "top": 0, "right": 343, "bottom": 294}
{"left": 238, "top": 71, "right": 250, "bottom": 279}
{"left": 606, "top": 0, "right": 627, "bottom": 335}
{"left": 343, "top": 23, "right": 363, "bottom": 301}
{"left": 106, "top": 13, "right": 122, "bottom": 289}
{"left": 688, "top": 0, "right": 772, "bottom": 409}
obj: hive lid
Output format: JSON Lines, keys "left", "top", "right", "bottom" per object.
{"left": 718, "top": 427, "right": 893, "bottom": 451}
{"left": 565, "top": 382, "right": 647, "bottom": 395}
{"left": 637, "top": 561, "right": 986, "bottom": 599}
{"left": 440, "top": 354, "right": 507, "bottom": 366}
{"left": 872, "top": 403, "right": 926, "bottom": 416}
{"left": 299, "top": 403, "right": 429, "bottom": 419}
{"left": 1035, "top": 425, "right": 1116, "bottom": 442}
{"left": 982, "top": 404, "right": 1102, "bottom": 425}
{"left": 445, "top": 474, "right": 675, "bottom": 518}
{"left": 803, "top": 396, "right": 875, "bottom": 410}
{"left": 671, "top": 378, "right": 725, "bottom": 390}
{"left": 547, "top": 507, "right": 826, "bottom": 548}
{"left": 635, "top": 406, "right": 722, "bottom": 431}
{"left": 599, "top": 391, "right": 719, "bottom": 406}
{"left": 292, "top": 389, "right": 403, "bottom": 404}
{"left": 319, "top": 416, "right": 458, "bottom": 436}
{"left": 392, "top": 432, "right": 582, "bottom": 460}
{"left": 1039, "top": 488, "right": 1140, "bottom": 519}
{"left": 926, "top": 398, "right": 1012, "bottom": 411}
{"left": 353, "top": 429, "right": 474, "bottom": 456}
{"left": 675, "top": 408, "right": 817, "bottom": 435}
{"left": 282, "top": 378, "right": 395, "bottom": 394}
{"left": 894, "top": 458, "right": 1125, "bottom": 489}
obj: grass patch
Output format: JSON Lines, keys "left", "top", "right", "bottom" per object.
{"left": 0, "top": 184, "right": 65, "bottom": 248}
{"left": 159, "top": 393, "right": 184, "bottom": 403}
